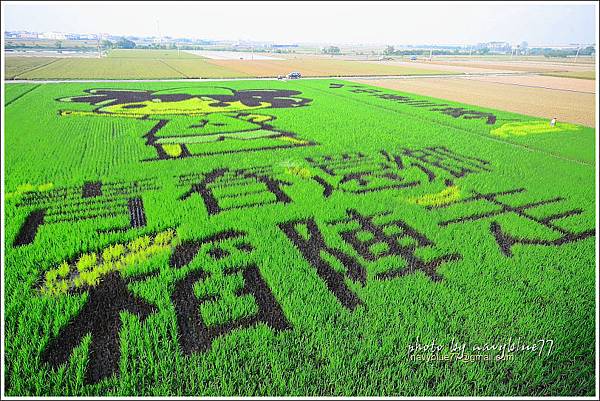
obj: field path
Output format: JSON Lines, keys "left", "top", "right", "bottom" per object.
{"left": 4, "top": 71, "right": 542, "bottom": 84}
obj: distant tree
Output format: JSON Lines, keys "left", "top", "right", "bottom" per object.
{"left": 116, "top": 37, "right": 136, "bottom": 49}
{"left": 101, "top": 40, "right": 114, "bottom": 49}
{"left": 384, "top": 45, "right": 395, "bottom": 55}
{"left": 55, "top": 41, "right": 62, "bottom": 49}
{"left": 480, "top": 47, "right": 490, "bottom": 55}
{"left": 581, "top": 46, "right": 595, "bottom": 56}
{"left": 322, "top": 46, "right": 341, "bottom": 55}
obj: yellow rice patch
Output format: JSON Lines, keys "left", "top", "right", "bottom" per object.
{"left": 163, "top": 144, "right": 183, "bottom": 158}
{"left": 491, "top": 121, "right": 581, "bottom": 138}
{"left": 406, "top": 185, "right": 461, "bottom": 207}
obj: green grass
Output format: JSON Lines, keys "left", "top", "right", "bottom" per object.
{"left": 3, "top": 79, "right": 595, "bottom": 396}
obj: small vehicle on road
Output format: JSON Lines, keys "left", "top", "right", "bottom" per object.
{"left": 287, "top": 71, "right": 302, "bottom": 79}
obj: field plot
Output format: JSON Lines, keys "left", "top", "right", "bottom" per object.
{"left": 107, "top": 49, "right": 208, "bottom": 59}
{"left": 3, "top": 79, "right": 595, "bottom": 396}
{"left": 357, "top": 76, "right": 597, "bottom": 127}
{"left": 543, "top": 70, "right": 596, "bottom": 80}
{"left": 184, "top": 50, "right": 285, "bottom": 60}
{"left": 205, "top": 58, "right": 456, "bottom": 77}
{"left": 5, "top": 52, "right": 457, "bottom": 80}
{"left": 427, "top": 59, "right": 596, "bottom": 73}
{"left": 5, "top": 51, "right": 246, "bottom": 80}
{"left": 4, "top": 56, "right": 60, "bottom": 79}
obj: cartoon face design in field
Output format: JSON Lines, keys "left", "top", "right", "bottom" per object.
{"left": 57, "top": 87, "right": 315, "bottom": 160}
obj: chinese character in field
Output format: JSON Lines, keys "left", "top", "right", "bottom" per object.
{"left": 429, "top": 188, "right": 595, "bottom": 256}
{"left": 41, "top": 272, "right": 158, "bottom": 385}
{"left": 305, "top": 147, "right": 491, "bottom": 197}
{"left": 13, "top": 179, "right": 159, "bottom": 247}
{"left": 177, "top": 166, "right": 293, "bottom": 215}
{"left": 57, "top": 87, "right": 316, "bottom": 160}
{"left": 344, "top": 85, "right": 498, "bottom": 125}
{"left": 305, "top": 151, "right": 419, "bottom": 197}
{"left": 38, "top": 230, "right": 178, "bottom": 384}
{"left": 279, "top": 209, "right": 461, "bottom": 310}
{"left": 427, "top": 106, "right": 497, "bottom": 124}
{"left": 169, "top": 230, "right": 290, "bottom": 355}
{"left": 394, "top": 146, "right": 492, "bottom": 181}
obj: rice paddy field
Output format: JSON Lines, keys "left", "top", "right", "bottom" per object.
{"left": 3, "top": 78, "right": 596, "bottom": 396}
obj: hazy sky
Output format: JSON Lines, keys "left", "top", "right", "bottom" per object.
{"left": 3, "top": 1, "right": 597, "bottom": 45}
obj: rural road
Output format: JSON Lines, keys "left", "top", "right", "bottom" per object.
{"left": 4, "top": 71, "right": 542, "bottom": 84}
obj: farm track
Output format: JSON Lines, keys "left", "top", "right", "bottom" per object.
{"left": 4, "top": 71, "right": 543, "bottom": 84}
{"left": 296, "top": 81, "right": 595, "bottom": 168}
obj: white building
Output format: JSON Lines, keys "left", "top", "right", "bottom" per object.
{"left": 39, "top": 32, "right": 67, "bottom": 40}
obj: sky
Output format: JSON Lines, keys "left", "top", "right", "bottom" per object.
{"left": 2, "top": 1, "right": 597, "bottom": 46}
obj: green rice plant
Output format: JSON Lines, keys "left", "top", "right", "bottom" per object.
{"left": 4, "top": 79, "right": 595, "bottom": 397}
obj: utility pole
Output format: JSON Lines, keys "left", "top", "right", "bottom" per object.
{"left": 97, "top": 34, "right": 101, "bottom": 58}
{"left": 156, "top": 19, "right": 162, "bottom": 48}
{"left": 574, "top": 45, "right": 581, "bottom": 62}
{"left": 429, "top": 48, "right": 433, "bottom": 61}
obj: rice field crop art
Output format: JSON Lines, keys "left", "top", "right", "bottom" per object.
{"left": 3, "top": 78, "right": 596, "bottom": 397}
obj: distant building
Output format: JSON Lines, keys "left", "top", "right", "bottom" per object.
{"left": 271, "top": 44, "right": 299, "bottom": 49}
{"left": 39, "top": 32, "right": 67, "bottom": 40}
{"left": 12, "top": 31, "right": 39, "bottom": 39}
{"left": 474, "top": 41, "right": 512, "bottom": 54}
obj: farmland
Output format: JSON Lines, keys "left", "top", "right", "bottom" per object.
{"left": 4, "top": 57, "right": 60, "bottom": 79}
{"left": 5, "top": 53, "right": 247, "bottom": 80}
{"left": 542, "top": 70, "right": 597, "bottom": 80}
{"left": 3, "top": 78, "right": 596, "bottom": 397}
{"left": 201, "top": 58, "right": 456, "bottom": 77}
{"left": 6, "top": 50, "right": 595, "bottom": 81}
{"left": 5, "top": 50, "right": 457, "bottom": 80}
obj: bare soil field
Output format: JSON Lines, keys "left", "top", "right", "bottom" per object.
{"left": 432, "top": 55, "right": 596, "bottom": 65}
{"left": 363, "top": 60, "right": 516, "bottom": 73}
{"left": 466, "top": 75, "right": 596, "bottom": 93}
{"left": 183, "top": 50, "right": 285, "bottom": 60}
{"left": 428, "top": 60, "right": 595, "bottom": 73}
{"left": 354, "top": 76, "right": 596, "bottom": 127}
